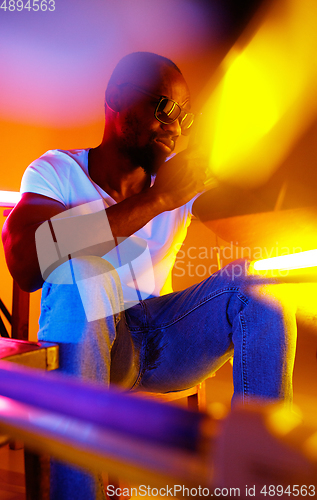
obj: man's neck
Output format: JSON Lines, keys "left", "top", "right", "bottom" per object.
{"left": 88, "top": 143, "right": 151, "bottom": 203}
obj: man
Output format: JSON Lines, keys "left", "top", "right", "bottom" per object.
{"left": 2, "top": 52, "right": 297, "bottom": 499}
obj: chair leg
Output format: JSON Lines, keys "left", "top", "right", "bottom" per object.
{"left": 187, "top": 382, "right": 207, "bottom": 411}
{"left": 11, "top": 280, "right": 29, "bottom": 340}
{"left": 187, "top": 392, "right": 199, "bottom": 411}
{"left": 106, "top": 476, "right": 122, "bottom": 500}
{"left": 197, "top": 381, "right": 207, "bottom": 411}
{"left": 24, "top": 450, "right": 50, "bottom": 500}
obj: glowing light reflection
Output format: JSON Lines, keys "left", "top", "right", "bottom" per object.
{"left": 201, "top": 0, "right": 317, "bottom": 186}
{"left": 212, "top": 52, "right": 279, "bottom": 171}
{"left": 254, "top": 249, "right": 317, "bottom": 271}
{"left": 0, "top": 190, "right": 21, "bottom": 207}
{"left": 266, "top": 405, "right": 302, "bottom": 437}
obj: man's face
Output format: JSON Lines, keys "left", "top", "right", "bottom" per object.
{"left": 117, "top": 68, "right": 191, "bottom": 175}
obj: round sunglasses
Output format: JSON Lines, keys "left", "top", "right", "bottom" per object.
{"left": 118, "top": 82, "right": 195, "bottom": 135}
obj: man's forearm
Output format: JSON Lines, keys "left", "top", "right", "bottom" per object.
{"left": 105, "top": 187, "right": 164, "bottom": 238}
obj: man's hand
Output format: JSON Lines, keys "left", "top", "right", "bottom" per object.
{"left": 151, "top": 148, "right": 210, "bottom": 211}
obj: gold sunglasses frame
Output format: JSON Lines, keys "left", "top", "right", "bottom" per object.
{"left": 118, "top": 82, "right": 194, "bottom": 135}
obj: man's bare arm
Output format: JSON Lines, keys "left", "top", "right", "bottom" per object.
{"left": 192, "top": 183, "right": 271, "bottom": 222}
{"left": 2, "top": 194, "right": 68, "bottom": 292}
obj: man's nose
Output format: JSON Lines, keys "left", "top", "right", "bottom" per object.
{"left": 160, "top": 118, "right": 182, "bottom": 138}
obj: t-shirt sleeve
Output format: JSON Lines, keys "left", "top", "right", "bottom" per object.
{"left": 186, "top": 192, "right": 202, "bottom": 216}
{"left": 20, "top": 151, "right": 69, "bottom": 206}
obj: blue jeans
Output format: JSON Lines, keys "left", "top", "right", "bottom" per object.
{"left": 38, "top": 257, "right": 297, "bottom": 500}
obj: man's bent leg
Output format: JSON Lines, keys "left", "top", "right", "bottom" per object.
{"left": 38, "top": 256, "right": 138, "bottom": 500}
{"left": 127, "top": 260, "right": 297, "bottom": 405}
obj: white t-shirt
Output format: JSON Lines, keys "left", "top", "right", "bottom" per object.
{"left": 21, "top": 149, "right": 196, "bottom": 297}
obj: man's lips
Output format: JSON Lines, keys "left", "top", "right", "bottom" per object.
{"left": 155, "top": 137, "right": 174, "bottom": 153}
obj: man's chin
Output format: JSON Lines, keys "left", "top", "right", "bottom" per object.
{"left": 142, "top": 159, "right": 166, "bottom": 176}
{"left": 141, "top": 152, "right": 167, "bottom": 176}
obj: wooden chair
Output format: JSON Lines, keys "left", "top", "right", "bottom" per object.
{"left": 136, "top": 382, "right": 207, "bottom": 411}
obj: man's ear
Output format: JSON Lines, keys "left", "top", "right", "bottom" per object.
{"left": 105, "top": 84, "right": 122, "bottom": 112}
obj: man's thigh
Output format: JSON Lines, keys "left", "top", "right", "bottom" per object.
{"left": 124, "top": 265, "right": 250, "bottom": 393}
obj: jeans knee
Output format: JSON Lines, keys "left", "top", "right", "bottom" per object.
{"left": 218, "top": 258, "right": 250, "bottom": 285}
{"left": 70, "top": 255, "right": 120, "bottom": 285}
{"left": 43, "top": 256, "right": 124, "bottom": 322}
{"left": 69, "top": 256, "right": 124, "bottom": 322}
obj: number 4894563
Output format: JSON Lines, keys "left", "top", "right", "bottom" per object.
{"left": 260, "top": 485, "right": 316, "bottom": 496}
{"left": 0, "top": 0, "right": 55, "bottom": 11}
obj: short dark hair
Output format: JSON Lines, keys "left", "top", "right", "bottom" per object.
{"left": 107, "top": 51, "right": 182, "bottom": 89}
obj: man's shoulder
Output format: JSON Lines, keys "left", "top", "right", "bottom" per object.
{"left": 35, "top": 148, "right": 89, "bottom": 165}
{"left": 28, "top": 148, "right": 90, "bottom": 179}
{"left": 21, "top": 148, "right": 91, "bottom": 204}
